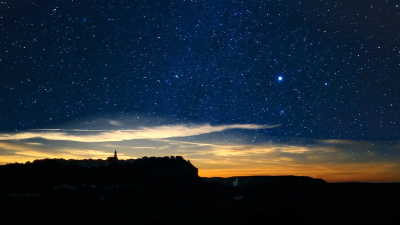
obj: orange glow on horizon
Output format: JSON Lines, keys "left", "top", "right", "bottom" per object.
{"left": 197, "top": 163, "right": 400, "bottom": 183}
{"left": 1, "top": 155, "right": 400, "bottom": 183}
{"left": 1, "top": 137, "right": 400, "bottom": 183}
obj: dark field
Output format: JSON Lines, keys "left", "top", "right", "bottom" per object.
{"left": 1, "top": 181, "right": 399, "bottom": 225}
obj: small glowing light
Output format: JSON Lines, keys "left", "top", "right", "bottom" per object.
{"left": 278, "top": 76, "right": 283, "bottom": 81}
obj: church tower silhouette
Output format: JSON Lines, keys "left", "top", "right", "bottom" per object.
{"left": 107, "top": 150, "right": 118, "bottom": 161}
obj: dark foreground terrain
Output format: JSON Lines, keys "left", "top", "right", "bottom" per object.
{"left": 1, "top": 158, "right": 399, "bottom": 224}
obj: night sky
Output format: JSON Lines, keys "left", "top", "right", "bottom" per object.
{"left": 1, "top": 0, "right": 399, "bottom": 182}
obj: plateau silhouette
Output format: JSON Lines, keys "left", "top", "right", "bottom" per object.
{"left": 1, "top": 152, "right": 398, "bottom": 225}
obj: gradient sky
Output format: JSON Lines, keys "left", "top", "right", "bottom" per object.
{"left": 1, "top": 0, "right": 399, "bottom": 182}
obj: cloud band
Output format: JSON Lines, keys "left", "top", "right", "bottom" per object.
{"left": 0, "top": 123, "right": 280, "bottom": 143}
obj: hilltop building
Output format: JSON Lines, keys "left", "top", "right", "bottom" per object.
{"left": 107, "top": 150, "right": 118, "bottom": 162}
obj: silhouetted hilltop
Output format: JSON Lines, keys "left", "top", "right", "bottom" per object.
{"left": 0, "top": 156, "right": 199, "bottom": 192}
{"left": 2, "top": 156, "right": 399, "bottom": 225}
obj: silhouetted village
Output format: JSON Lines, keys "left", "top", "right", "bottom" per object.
{"left": 1, "top": 152, "right": 399, "bottom": 225}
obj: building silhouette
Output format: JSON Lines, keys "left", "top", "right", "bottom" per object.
{"left": 107, "top": 150, "right": 118, "bottom": 162}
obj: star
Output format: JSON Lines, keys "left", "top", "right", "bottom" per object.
{"left": 278, "top": 76, "right": 283, "bottom": 82}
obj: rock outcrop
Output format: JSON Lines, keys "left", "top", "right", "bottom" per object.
{"left": 0, "top": 156, "right": 200, "bottom": 192}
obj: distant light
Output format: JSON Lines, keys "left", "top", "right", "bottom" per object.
{"left": 278, "top": 76, "right": 283, "bottom": 81}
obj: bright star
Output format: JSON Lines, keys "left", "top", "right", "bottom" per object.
{"left": 278, "top": 76, "right": 283, "bottom": 81}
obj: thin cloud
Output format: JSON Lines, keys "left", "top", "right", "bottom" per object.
{"left": 103, "top": 144, "right": 159, "bottom": 149}
{"left": 0, "top": 142, "right": 132, "bottom": 165}
{"left": 29, "top": 129, "right": 107, "bottom": 132}
{"left": 0, "top": 124, "right": 280, "bottom": 143}
{"left": 29, "top": 129, "right": 62, "bottom": 131}
{"left": 109, "top": 120, "right": 123, "bottom": 126}
{"left": 25, "top": 142, "right": 44, "bottom": 145}
{"left": 157, "top": 139, "right": 312, "bottom": 157}
{"left": 0, "top": 142, "right": 77, "bottom": 164}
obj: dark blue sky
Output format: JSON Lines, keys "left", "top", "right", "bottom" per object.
{"left": 1, "top": 0, "right": 399, "bottom": 141}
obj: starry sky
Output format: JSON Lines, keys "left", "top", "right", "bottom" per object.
{"left": 1, "top": 0, "right": 400, "bottom": 182}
